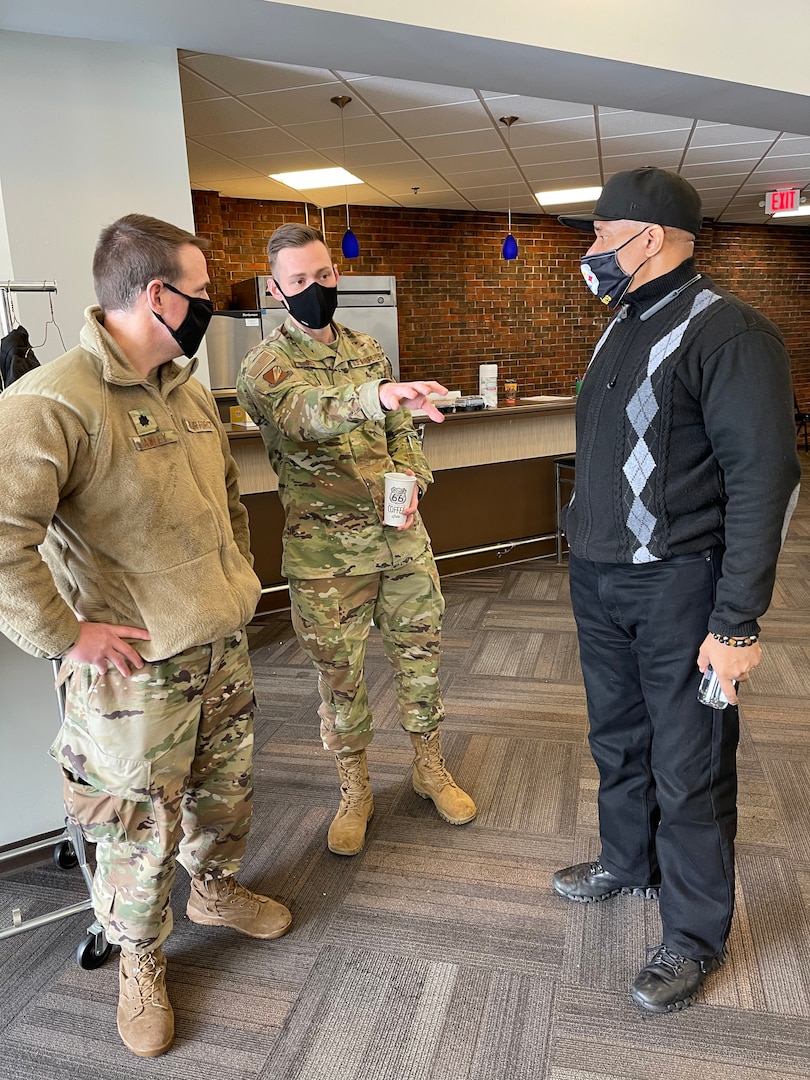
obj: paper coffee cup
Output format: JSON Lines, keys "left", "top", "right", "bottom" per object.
{"left": 383, "top": 472, "right": 417, "bottom": 526}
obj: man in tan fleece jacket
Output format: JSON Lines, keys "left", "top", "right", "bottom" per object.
{"left": 0, "top": 215, "right": 291, "bottom": 1059}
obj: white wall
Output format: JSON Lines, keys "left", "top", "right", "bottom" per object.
{"left": 273, "top": 0, "right": 810, "bottom": 98}
{"left": 0, "top": 30, "right": 208, "bottom": 381}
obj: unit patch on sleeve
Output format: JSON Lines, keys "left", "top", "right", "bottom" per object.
{"left": 262, "top": 365, "right": 291, "bottom": 386}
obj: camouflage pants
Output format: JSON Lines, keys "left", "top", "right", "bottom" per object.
{"left": 288, "top": 549, "right": 445, "bottom": 756}
{"left": 52, "top": 631, "right": 254, "bottom": 953}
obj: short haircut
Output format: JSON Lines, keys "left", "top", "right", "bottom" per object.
{"left": 92, "top": 214, "right": 207, "bottom": 313}
{"left": 266, "top": 223, "right": 331, "bottom": 273}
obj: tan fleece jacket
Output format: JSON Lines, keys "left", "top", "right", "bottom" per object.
{"left": 0, "top": 307, "right": 260, "bottom": 661}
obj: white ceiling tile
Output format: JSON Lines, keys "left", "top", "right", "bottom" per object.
{"left": 602, "top": 131, "right": 689, "bottom": 154}
{"left": 195, "top": 127, "right": 304, "bottom": 158}
{"left": 429, "top": 149, "right": 509, "bottom": 175}
{"left": 511, "top": 118, "right": 597, "bottom": 148}
{"left": 481, "top": 95, "right": 595, "bottom": 124}
{"left": 598, "top": 111, "right": 693, "bottom": 138}
{"left": 240, "top": 151, "right": 335, "bottom": 174}
{"left": 745, "top": 167, "right": 810, "bottom": 185}
{"left": 346, "top": 76, "right": 479, "bottom": 113}
{"left": 180, "top": 55, "right": 336, "bottom": 95}
{"left": 600, "top": 149, "right": 685, "bottom": 171}
{"left": 446, "top": 166, "right": 525, "bottom": 188}
{"left": 690, "top": 122, "right": 780, "bottom": 146}
{"left": 183, "top": 97, "right": 271, "bottom": 137}
{"left": 684, "top": 145, "right": 772, "bottom": 166}
{"left": 212, "top": 178, "right": 311, "bottom": 201}
{"left": 344, "top": 142, "right": 423, "bottom": 167}
{"left": 238, "top": 83, "right": 363, "bottom": 126}
{"left": 516, "top": 143, "right": 599, "bottom": 168}
{"left": 470, "top": 195, "right": 542, "bottom": 212}
{"left": 774, "top": 134, "right": 810, "bottom": 152}
{"left": 526, "top": 165, "right": 602, "bottom": 186}
{"left": 681, "top": 163, "right": 754, "bottom": 180}
{"left": 282, "top": 114, "right": 397, "bottom": 150}
{"left": 351, "top": 165, "right": 444, "bottom": 194}
{"left": 384, "top": 101, "right": 493, "bottom": 139}
{"left": 409, "top": 130, "right": 503, "bottom": 157}
{"left": 185, "top": 141, "right": 263, "bottom": 183}
{"left": 179, "top": 68, "right": 226, "bottom": 104}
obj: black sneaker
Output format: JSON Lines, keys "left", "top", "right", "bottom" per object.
{"left": 631, "top": 944, "right": 726, "bottom": 1013}
{"left": 552, "top": 860, "right": 660, "bottom": 903}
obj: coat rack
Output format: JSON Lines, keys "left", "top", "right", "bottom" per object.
{"left": 0, "top": 280, "right": 58, "bottom": 336}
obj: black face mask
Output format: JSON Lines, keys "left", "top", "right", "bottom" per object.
{"left": 274, "top": 280, "right": 338, "bottom": 330}
{"left": 153, "top": 281, "right": 214, "bottom": 358}
{"left": 579, "top": 227, "right": 649, "bottom": 308}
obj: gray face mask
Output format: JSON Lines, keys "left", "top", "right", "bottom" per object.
{"left": 579, "top": 227, "right": 648, "bottom": 308}
{"left": 153, "top": 282, "right": 214, "bottom": 357}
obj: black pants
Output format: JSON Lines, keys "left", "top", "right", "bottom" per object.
{"left": 568, "top": 549, "right": 739, "bottom": 960}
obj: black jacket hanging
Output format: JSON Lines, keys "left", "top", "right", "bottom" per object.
{"left": 0, "top": 325, "right": 40, "bottom": 390}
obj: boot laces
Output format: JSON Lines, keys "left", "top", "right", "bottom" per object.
{"left": 647, "top": 945, "right": 688, "bottom": 975}
{"left": 337, "top": 756, "right": 369, "bottom": 808}
{"left": 420, "top": 735, "right": 454, "bottom": 789}
{"left": 214, "top": 876, "right": 256, "bottom": 908}
{"left": 130, "top": 952, "right": 169, "bottom": 1010}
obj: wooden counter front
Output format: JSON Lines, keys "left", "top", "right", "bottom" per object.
{"left": 227, "top": 399, "right": 576, "bottom": 610}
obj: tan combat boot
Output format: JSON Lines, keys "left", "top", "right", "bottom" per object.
{"left": 117, "top": 947, "right": 174, "bottom": 1058}
{"left": 328, "top": 750, "right": 374, "bottom": 856}
{"left": 410, "top": 729, "right": 477, "bottom": 825}
{"left": 187, "top": 876, "right": 292, "bottom": 939}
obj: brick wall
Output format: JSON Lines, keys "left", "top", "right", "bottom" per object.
{"left": 193, "top": 191, "right": 810, "bottom": 407}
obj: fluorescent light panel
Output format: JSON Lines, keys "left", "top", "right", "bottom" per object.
{"left": 535, "top": 185, "right": 602, "bottom": 207}
{"left": 772, "top": 205, "right": 810, "bottom": 217}
{"left": 269, "top": 167, "right": 362, "bottom": 190}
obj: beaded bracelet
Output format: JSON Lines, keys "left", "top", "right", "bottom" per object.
{"left": 712, "top": 632, "right": 758, "bottom": 647}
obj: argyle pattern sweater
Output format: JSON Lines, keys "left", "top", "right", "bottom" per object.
{"left": 564, "top": 259, "right": 800, "bottom": 636}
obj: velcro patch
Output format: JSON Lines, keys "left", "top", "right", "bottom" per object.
{"left": 263, "top": 365, "right": 291, "bottom": 386}
{"left": 132, "top": 430, "right": 178, "bottom": 451}
{"left": 185, "top": 419, "right": 215, "bottom": 433}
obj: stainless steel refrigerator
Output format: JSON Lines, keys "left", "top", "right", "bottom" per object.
{"left": 206, "top": 309, "right": 265, "bottom": 391}
{"left": 205, "top": 274, "right": 400, "bottom": 390}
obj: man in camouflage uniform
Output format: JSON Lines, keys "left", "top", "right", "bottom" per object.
{"left": 0, "top": 215, "right": 291, "bottom": 1059}
{"left": 237, "top": 223, "right": 476, "bottom": 857}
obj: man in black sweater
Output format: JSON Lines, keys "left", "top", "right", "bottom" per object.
{"left": 554, "top": 167, "right": 800, "bottom": 1012}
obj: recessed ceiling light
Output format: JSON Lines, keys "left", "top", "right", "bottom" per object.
{"left": 269, "top": 167, "right": 363, "bottom": 190}
{"left": 535, "top": 185, "right": 602, "bottom": 207}
{"left": 772, "top": 205, "right": 810, "bottom": 217}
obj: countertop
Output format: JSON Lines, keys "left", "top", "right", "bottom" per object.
{"left": 224, "top": 395, "right": 576, "bottom": 439}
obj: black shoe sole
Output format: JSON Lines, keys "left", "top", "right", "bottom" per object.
{"left": 631, "top": 987, "right": 698, "bottom": 1013}
{"left": 553, "top": 883, "right": 660, "bottom": 903}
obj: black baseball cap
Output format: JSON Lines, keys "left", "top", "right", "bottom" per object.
{"left": 558, "top": 167, "right": 703, "bottom": 237}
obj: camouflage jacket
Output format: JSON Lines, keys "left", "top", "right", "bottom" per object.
{"left": 237, "top": 317, "right": 434, "bottom": 578}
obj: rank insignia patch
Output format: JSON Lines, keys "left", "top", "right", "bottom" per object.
{"left": 128, "top": 408, "right": 159, "bottom": 435}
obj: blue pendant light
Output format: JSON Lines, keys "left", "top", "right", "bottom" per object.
{"left": 500, "top": 115, "right": 519, "bottom": 261}
{"left": 341, "top": 227, "right": 360, "bottom": 259}
{"left": 332, "top": 94, "right": 360, "bottom": 260}
{"left": 502, "top": 233, "right": 519, "bottom": 260}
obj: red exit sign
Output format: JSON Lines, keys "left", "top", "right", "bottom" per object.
{"left": 766, "top": 189, "right": 800, "bottom": 213}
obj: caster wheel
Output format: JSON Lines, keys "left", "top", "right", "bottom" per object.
{"left": 76, "top": 933, "right": 114, "bottom": 970}
{"left": 53, "top": 840, "right": 78, "bottom": 870}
